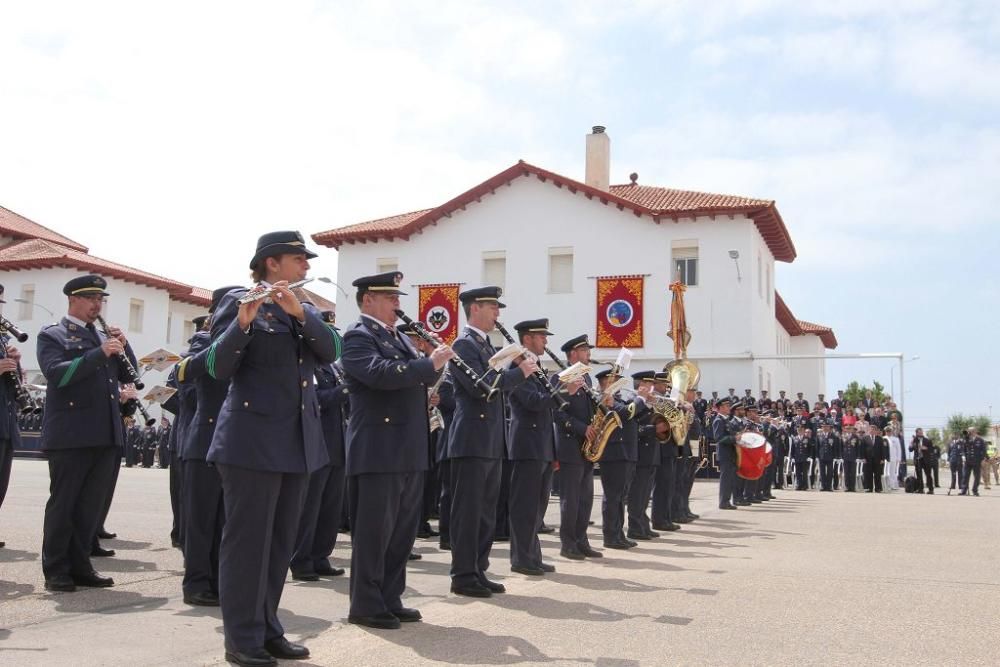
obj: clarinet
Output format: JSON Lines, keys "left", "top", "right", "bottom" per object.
{"left": 393, "top": 309, "right": 498, "bottom": 402}
{"left": 94, "top": 315, "right": 145, "bottom": 390}
{"left": 493, "top": 321, "right": 568, "bottom": 411}
{"left": 125, "top": 397, "right": 157, "bottom": 427}
{"left": 0, "top": 327, "right": 41, "bottom": 414}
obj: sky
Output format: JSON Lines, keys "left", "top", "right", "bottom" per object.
{"left": 1, "top": 0, "right": 998, "bottom": 432}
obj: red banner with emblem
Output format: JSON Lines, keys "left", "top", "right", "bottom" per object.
{"left": 418, "top": 284, "right": 461, "bottom": 344}
{"left": 595, "top": 275, "right": 644, "bottom": 348}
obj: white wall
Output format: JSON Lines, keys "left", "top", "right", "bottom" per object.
{"left": 788, "top": 335, "right": 826, "bottom": 402}
{"left": 330, "top": 174, "right": 801, "bottom": 393}
{"left": 0, "top": 267, "right": 207, "bottom": 420}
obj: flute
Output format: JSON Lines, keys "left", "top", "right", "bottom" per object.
{"left": 237, "top": 278, "right": 314, "bottom": 305}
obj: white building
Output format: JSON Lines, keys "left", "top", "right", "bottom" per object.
{"left": 313, "top": 127, "right": 836, "bottom": 400}
{"left": 0, "top": 205, "right": 210, "bottom": 418}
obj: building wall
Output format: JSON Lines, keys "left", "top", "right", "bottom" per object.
{"left": 788, "top": 335, "right": 826, "bottom": 401}
{"left": 0, "top": 266, "right": 206, "bottom": 420}
{"left": 331, "top": 175, "right": 802, "bottom": 393}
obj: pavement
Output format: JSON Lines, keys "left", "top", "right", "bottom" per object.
{"left": 1, "top": 459, "right": 997, "bottom": 667}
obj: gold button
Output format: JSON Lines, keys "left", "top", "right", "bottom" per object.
{"left": 384, "top": 417, "right": 390, "bottom": 423}
{"left": 480, "top": 414, "right": 485, "bottom": 419}
{"left": 69, "top": 401, "right": 74, "bottom": 407}
{"left": 243, "top": 401, "right": 249, "bottom": 407}
{"left": 302, "top": 380, "right": 308, "bottom": 388}
{"left": 301, "top": 403, "right": 305, "bottom": 410}
{"left": 209, "top": 417, "right": 214, "bottom": 423}
{"left": 342, "top": 388, "right": 349, "bottom": 394}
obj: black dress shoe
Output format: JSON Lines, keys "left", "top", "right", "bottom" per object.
{"left": 98, "top": 530, "right": 117, "bottom": 540}
{"left": 734, "top": 500, "right": 752, "bottom": 506}
{"left": 720, "top": 504, "right": 738, "bottom": 510}
{"left": 627, "top": 532, "right": 651, "bottom": 541}
{"left": 560, "top": 547, "right": 585, "bottom": 560}
{"left": 184, "top": 591, "right": 220, "bottom": 606}
{"left": 0, "top": 541, "right": 5, "bottom": 548}
{"left": 44, "top": 575, "right": 76, "bottom": 592}
{"left": 407, "top": 552, "right": 422, "bottom": 561}
{"left": 264, "top": 636, "right": 309, "bottom": 659}
{"left": 451, "top": 582, "right": 492, "bottom": 598}
{"left": 493, "top": 534, "right": 510, "bottom": 543}
{"left": 91, "top": 546, "right": 116, "bottom": 557}
{"left": 645, "top": 529, "right": 660, "bottom": 538}
{"left": 416, "top": 526, "right": 440, "bottom": 538}
{"left": 623, "top": 538, "right": 638, "bottom": 547}
{"left": 439, "top": 541, "right": 451, "bottom": 551}
{"left": 538, "top": 562, "right": 556, "bottom": 572}
{"left": 72, "top": 571, "right": 114, "bottom": 588}
{"left": 511, "top": 564, "right": 545, "bottom": 576}
{"left": 537, "top": 524, "right": 555, "bottom": 534}
{"left": 225, "top": 648, "right": 278, "bottom": 666}
{"left": 603, "top": 540, "right": 630, "bottom": 550}
{"left": 390, "top": 607, "right": 422, "bottom": 622}
{"left": 348, "top": 612, "right": 401, "bottom": 629}
{"left": 315, "top": 564, "right": 345, "bottom": 577}
{"left": 687, "top": 513, "right": 699, "bottom": 519}
{"left": 478, "top": 578, "right": 506, "bottom": 593}
{"left": 674, "top": 516, "right": 693, "bottom": 524}
{"left": 291, "top": 571, "right": 320, "bottom": 582}
{"left": 579, "top": 546, "right": 603, "bottom": 558}
{"left": 171, "top": 538, "right": 182, "bottom": 549}
{"left": 661, "top": 523, "right": 681, "bottom": 531}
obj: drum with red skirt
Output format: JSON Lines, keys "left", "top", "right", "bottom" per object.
{"left": 736, "top": 432, "right": 769, "bottom": 480}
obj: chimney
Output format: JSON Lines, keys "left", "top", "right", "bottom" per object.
{"left": 585, "top": 125, "right": 610, "bottom": 192}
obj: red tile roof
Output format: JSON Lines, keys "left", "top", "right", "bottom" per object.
{"left": 312, "top": 161, "right": 796, "bottom": 262}
{"left": 0, "top": 205, "right": 88, "bottom": 252}
{"left": 0, "top": 238, "right": 211, "bottom": 307}
{"left": 775, "top": 292, "right": 837, "bottom": 349}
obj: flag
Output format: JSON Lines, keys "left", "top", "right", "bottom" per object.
{"left": 418, "top": 283, "right": 461, "bottom": 344}
{"left": 595, "top": 275, "right": 644, "bottom": 348}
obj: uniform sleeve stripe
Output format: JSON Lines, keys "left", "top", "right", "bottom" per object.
{"left": 176, "top": 357, "right": 189, "bottom": 383}
{"left": 58, "top": 357, "right": 83, "bottom": 388}
{"left": 206, "top": 342, "right": 218, "bottom": 379}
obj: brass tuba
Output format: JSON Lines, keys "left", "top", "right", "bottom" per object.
{"left": 650, "top": 359, "right": 701, "bottom": 445}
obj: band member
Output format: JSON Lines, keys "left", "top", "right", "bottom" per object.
{"left": 841, "top": 425, "right": 861, "bottom": 492}
{"left": 37, "top": 275, "right": 137, "bottom": 592}
{"left": 626, "top": 371, "right": 659, "bottom": 540}
{"left": 445, "top": 287, "right": 532, "bottom": 597}
{"left": 790, "top": 424, "right": 812, "bottom": 491}
{"left": 816, "top": 423, "right": 837, "bottom": 492}
{"left": 555, "top": 335, "right": 603, "bottom": 558}
{"left": 176, "top": 287, "right": 241, "bottom": 607}
{"left": 341, "top": 272, "right": 449, "bottom": 631}
{"left": 712, "top": 397, "right": 737, "bottom": 509}
{"left": 676, "top": 385, "right": 704, "bottom": 520}
{"left": 507, "top": 319, "right": 559, "bottom": 575}
{"left": 204, "top": 232, "right": 335, "bottom": 664}
{"left": 910, "top": 428, "right": 934, "bottom": 494}
{"left": 947, "top": 436, "right": 965, "bottom": 495}
{"left": 596, "top": 369, "right": 645, "bottom": 548}
{"left": 960, "top": 428, "right": 987, "bottom": 496}
{"left": 0, "top": 283, "right": 23, "bottom": 549}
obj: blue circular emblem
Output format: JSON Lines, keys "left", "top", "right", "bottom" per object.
{"left": 606, "top": 300, "right": 633, "bottom": 328}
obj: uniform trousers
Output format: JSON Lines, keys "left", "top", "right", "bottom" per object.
{"left": 291, "top": 463, "right": 345, "bottom": 574}
{"left": 599, "top": 460, "right": 634, "bottom": 542}
{"left": 124, "top": 440, "right": 138, "bottom": 467}
{"left": 557, "top": 461, "right": 594, "bottom": 551}
{"left": 683, "top": 457, "right": 699, "bottom": 511}
{"left": 508, "top": 459, "right": 549, "bottom": 568}
{"left": 843, "top": 460, "right": 858, "bottom": 491}
{"left": 42, "top": 446, "right": 115, "bottom": 578}
{"left": 819, "top": 460, "right": 834, "bottom": 491}
{"left": 949, "top": 464, "right": 963, "bottom": 491}
{"left": 494, "top": 458, "right": 512, "bottom": 539}
{"left": 671, "top": 455, "right": 689, "bottom": 518}
{"left": 437, "top": 460, "right": 451, "bottom": 545}
{"left": 918, "top": 460, "right": 935, "bottom": 492}
{"left": 216, "top": 464, "right": 307, "bottom": 652}
{"left": 182, "top": 459, "right": 224, "bottom": 595}
{"left": 0, "top": 438, "right": 12, "bottom": 520}
{"left": 932, "top": 460, "right": 940, "bottom": 487}
{"left": 169, "top": 450, "right": 184, "bottom": 544}
{"left": 626, "top": 464, "right": 657, "bottom": 535}
{"left": 538, "top": 463, "right": 553, "bottom": 530}
{"left": 97, "top": 447, "right": 122, "bottom": 531}
{"left": 449, "top": 457, "right": 500, "bottom": 586}
{"left": 348, "top": 471, "right": 422, "bottom": 617}
{"left": 651, "top": 456, "right": 676, "bottom": 525}
{"left": 962, "top": 464, "right": 982, "bottom": 494}
{"left": 142, "top": 445, "right": 155, "bottom": 468}
{"left": 718, "top": 454, "right": 736, "bottom": 506}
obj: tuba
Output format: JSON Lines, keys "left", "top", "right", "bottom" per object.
{"left": 650, "top": 358, "right": 701, "bottom": 445}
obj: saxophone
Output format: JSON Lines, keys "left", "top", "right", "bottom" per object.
{"left": 580, "top": 372, "right": 625, "bottom": 463}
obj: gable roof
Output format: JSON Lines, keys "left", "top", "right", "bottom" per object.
{"left": 0, "top": 205, "right": 88, "bottom": 252}
{"left": 312, "top": 161, "right": 796, "bottom": 262}
{"left": 775, "top": 292, "right": 837, "bottom": 349}
{"left": 0, "top": 238, "right": 211, "bottom": 307}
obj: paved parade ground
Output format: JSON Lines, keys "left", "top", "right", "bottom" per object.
{"left": 1, "top": 459, "right": 997, "bottom": 666}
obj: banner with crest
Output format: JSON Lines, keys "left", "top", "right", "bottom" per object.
{"left": 417, "top": 283, "right": 461, "bottom": 344}
{"left": 595, "top": 275, "right": 644, "bottom": 348}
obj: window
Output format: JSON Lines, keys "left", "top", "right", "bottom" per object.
{"left": 166, "top": 311, "right": 173, "bottom": 344}
{"left": 548, "top": 247, "right": 573, "bottom": 293}
{"left": 183, "top": 319, "right": 195, "bottom": 342}
{"left": 375, "top": 258, "right": 398, "bottom": 274}
{"left": 671, "top": 241, "right": 698, "bottom": 286}
{"left": 129, "top": 298, "right": 144, "bottom": 333}
{"left": 482, "top": 251, "right": 506, "bottom": 290}
{"left": 18, "top": 284, "right": 35, "bottom": 320}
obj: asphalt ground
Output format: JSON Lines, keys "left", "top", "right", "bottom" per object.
{"left": 1, "top": 458, "right": 997, "bottom": 666}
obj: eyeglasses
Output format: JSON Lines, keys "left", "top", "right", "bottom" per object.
{"left": 75, "top": 295, "right": 107, "bottom": 303}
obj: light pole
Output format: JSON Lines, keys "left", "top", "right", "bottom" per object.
{"left": 14, "top": 298, "right": 56, "bottom": 319}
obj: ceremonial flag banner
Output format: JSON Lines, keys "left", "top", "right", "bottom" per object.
{"left": 418, "top": 283, "right": 461, "bottom": 344}
{"left": 595, "top": 275, "right": 644, "bottom": 348}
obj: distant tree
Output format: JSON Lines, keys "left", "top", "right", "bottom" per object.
{"left": 926, "top": 428, "right": 942, "bottom": 445}
{"left": 842, "top": 380, "right": 887, "bottom": 406}
{"left": 944, "top": 414, "right": 992, "bottom": 441}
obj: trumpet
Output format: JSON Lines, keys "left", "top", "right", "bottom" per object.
{"left": 394, "top": 309, "right": 499, "bottom": 402}
{"left": 237, "top": 279, "right": 314, "bottom": 305}
{"left": 493, "top": 321, "right": 568, "bottom": 411}
{"left": 95, "top": 315, "right": 144, "bottom": 390}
